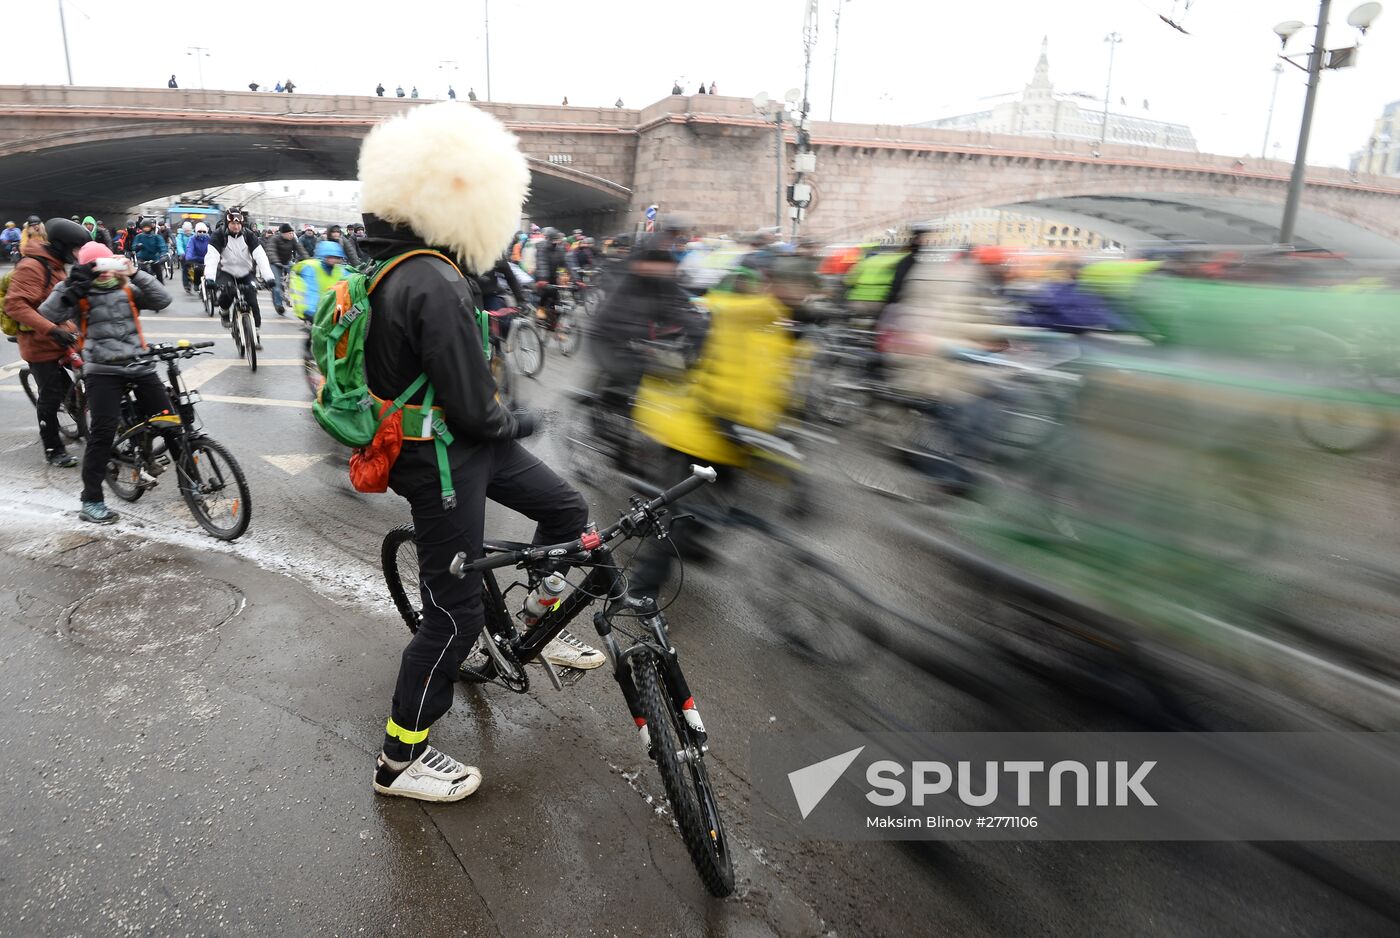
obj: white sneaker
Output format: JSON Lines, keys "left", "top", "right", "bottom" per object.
{"left": 540, "top": 629, "right": 606, "bottom": 670}
{"left": 373, "top": 746, "right": 482, "bottom": 802}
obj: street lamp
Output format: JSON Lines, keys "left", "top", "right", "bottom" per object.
{"left": 754, "top": 92, "right": 787, "bottom": 231}
{"left": 1275, "top": 1, "right": 1382, "bottom": 244}
{"left": 1262, "top": 62, "right": 1285, "bottom": 158}
{"left": 185, "top": 46, "right": 210, "bottom": 90}
{"left": 57, "top": 0, "right": 74, "bottom": 84}
{"left": 1099, "top": 32, "right": 1123, "bottom": 150}
{"left": 829, "top": 0, "right": 850, "bottom": 121}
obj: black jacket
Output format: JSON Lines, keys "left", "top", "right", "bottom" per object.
{"left": 361, "top": 217, "right": 518, "bottom": 443}
{"left": 270, "top": 233, "right": 307, "bottom": 265}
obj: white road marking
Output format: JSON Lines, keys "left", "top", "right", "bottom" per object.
{"left": 142, "top": 332, "right": 304, "bottom": 340}
{"left": 200, "top": 394, "right": 311, "bottom": 410}
{"left": 261, "top": 453, "right": 326, "bottom": 475}
{"left": 0, "top": 361, "right": 25, "bottom": 379}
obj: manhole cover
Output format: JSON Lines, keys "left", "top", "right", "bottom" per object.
{"left": 63, "top": 576, "right": 241, "bottom": 652}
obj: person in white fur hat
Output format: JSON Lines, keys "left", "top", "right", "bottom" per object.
{"left": 359, "top": 101, "right": 602, "bottom": 803}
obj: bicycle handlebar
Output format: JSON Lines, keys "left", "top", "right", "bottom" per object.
{"left": 449, "top": 464, "right": 717, "bottom": 578}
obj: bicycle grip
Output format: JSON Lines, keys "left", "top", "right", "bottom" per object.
{"left": 448, "top": 550, "right": 519, "bottom": 578}
{"left": 655, "top": 464, "right": 717, "bottom": 507}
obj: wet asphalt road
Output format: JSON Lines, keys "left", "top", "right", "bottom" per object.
{"left": 2, "top": 287, "right": 1399, "bottom": 937}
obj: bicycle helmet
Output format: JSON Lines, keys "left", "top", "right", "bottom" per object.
{"left": 4, "top": 221, "right": 13, "bottom": 228}
{"left": 195, "top": 222, "right": 209, "bottom": 233}
{"left": 181, "top": 221, "right": 193, "bottom": 232}
{"left": 314, "top": 240, "right": 346, "bottom": 261}
{"left": 43, "top": 217, "right": 92, "bottom": 263}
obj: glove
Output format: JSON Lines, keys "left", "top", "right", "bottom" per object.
{"left": 49, "top": 328, "right": 79, "bottom": 348}
{"left": 63, "top": 262, "right": 96, "bottom": 304}
{"left": 511, "top": 410, "right": 537, "bottom": 439}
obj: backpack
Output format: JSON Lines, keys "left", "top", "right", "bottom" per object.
{"left": 309, "top": 250, "right": 489, "bottom": 509}
{"left": 0, "top": 257, "right": 54, "bottom": 336}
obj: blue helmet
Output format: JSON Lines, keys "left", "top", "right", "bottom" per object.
{"left": 315, "top": 241, "right": 346, "bottom": 261}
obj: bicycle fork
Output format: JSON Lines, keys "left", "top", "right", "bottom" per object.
{"left": 595, "top": 605, "right": 708, "bottom": 757}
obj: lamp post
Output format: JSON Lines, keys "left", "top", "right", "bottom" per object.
{"left": 1262, "top": 61, "right": 1285, "bottom": 158}
{"left": 185, "top": 46, "right": 210, "bottom": 90}
{"left": 484, "top": 0, "right": 493, "bottom": 101}
{"left": 829, "top": 0, "right": 849, "bottom": 121}
{"left": 1275, "top": 2, "right": 1382, "bottom": 244}
{"left": 1098, "top": 32, "right": 1122, "bottom": 150}
{"left": 754, "top": 93, "right": 785, "bottom": 230}
{"left": 58, "top": 0, "right": 74, "bottom": 84}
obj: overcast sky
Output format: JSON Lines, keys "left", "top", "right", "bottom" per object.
{"left": 10, "top": 0, "right": 1400, "bottom": 174}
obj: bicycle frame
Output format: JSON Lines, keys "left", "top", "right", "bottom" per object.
{"left": 480, "top": 541, "right": 698, "bottom": 730}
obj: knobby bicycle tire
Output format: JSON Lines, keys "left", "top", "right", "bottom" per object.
{"left": 633, "top": 650, "right": 735, "bottom": 897}
{"left": 179, "top": 436, "right": 252, "bottom": 540}
{"left": 379, "top": 524, "right": 503, "bottom": 686}
{"left": 381, "top": 524, "right": 423, "bottom": 634}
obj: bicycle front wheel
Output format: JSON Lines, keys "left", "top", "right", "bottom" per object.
{"left": 179, "top": 437, "right": 252, "bottom": 540}
{"left": 633, "top": 650, "right": 735, "bottom": 897}
{"left": 242, "top": 311, "right": 258, "bottom": 372}
{"left": 556, "top": 309, "right": 582, "bottom": 357}
{"left": 511, "top": 318, "right": 545, "bottom": 377}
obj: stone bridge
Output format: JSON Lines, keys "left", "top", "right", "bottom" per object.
{"left": 4, "top": 86, "right": 1400, "bottom": 255}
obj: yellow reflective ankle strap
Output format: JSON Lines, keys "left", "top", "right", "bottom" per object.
{"left": 385, "top": 718, "right": 429, "bottom": 745}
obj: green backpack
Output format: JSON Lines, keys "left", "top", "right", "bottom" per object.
{"left": 0, "top": 258, "right": 53, "bottom": 336}
{"left": 309, "top": 249, "right": 488, "bottom": 508}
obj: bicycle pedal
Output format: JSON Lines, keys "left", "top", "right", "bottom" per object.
{"left": 556, "top": 665, "right": 588, "bottom": 688}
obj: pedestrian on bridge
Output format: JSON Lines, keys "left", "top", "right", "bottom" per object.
{"left": 709, "top": 81, "right": 717, "bottom": 94}
{"left": 671, "top": 81, "right": 683, "bottom": 95}
{"left": 376, "top": 83, "right": 386, "bottom": 97}
{"left": 615, "top": 97, "right": 624, "bottom": 108}
{"left": 284, "top": 79, "right": 296, "bottom": 93}
{"left": 467, "top": 88, "right": 477, "bottom": 101}
{"left": 697, "top": 83, "right": 706, "bottom": 95}
{"left": 168, "top": 75, "right": 177, "bottom": 89}
{"left": 396, "top": 85, "right": 405, "bottom": 98}
{"left": 275, "top": 81, "right": 284, "bottom": 92}
{"left": 448, "top": 85, "right": 456, "bottom": 100}
{"left": 248, "top": 81, "right": 260, "bottom": 92}
{"left": 411, "top": 86, "right": 419, "bottom": 99}
{"left": 561, "top": 96, "right": 568, "bottom": 106}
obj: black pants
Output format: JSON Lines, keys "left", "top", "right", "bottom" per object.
{"left": 215, "top": 271, "right": 260, "bottom": 327}
{"left": 29, "top": 359, "right": 73, "bottom": 455}
{"left": 383, "top": 438, "right": 588, "bottom": 761}
{"left": 82, "top": 371, "right": 176, "bottom": 504}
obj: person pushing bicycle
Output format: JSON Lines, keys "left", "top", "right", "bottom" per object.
{"left": 39, "top": 241, "right": 174, "bottom": 525}
{"left": 357, "top": 101, "right": 604, "bottom": 803}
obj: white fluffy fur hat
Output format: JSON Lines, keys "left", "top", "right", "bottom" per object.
{"left": 358, "top": 101, "right": 530, "bottom": 272}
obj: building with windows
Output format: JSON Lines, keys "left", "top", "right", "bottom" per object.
{"left": 913, "top": 39, "right": 1197, "bottom": 152}
{"left": 1350, "top": 100, "right": 1400, "bottom": 176}
{"left": 919, "top": 207, "right": 1122, "bottom": 252}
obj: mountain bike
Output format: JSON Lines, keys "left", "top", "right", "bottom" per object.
{"left": 13, "top": 339, "right": 87, "bottom": 442}
{"left": 380, "top": 466, "right": 734, "bottom": 897}
{"left": 227, "top": 284, "right": 258, "bottom": 372}
{"left": 105, "top": 341, "right": 252, "bottom": 540}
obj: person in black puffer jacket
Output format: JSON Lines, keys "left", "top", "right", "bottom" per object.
{"left": 268, "top": 223, "right": 307, "bottom": 315}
